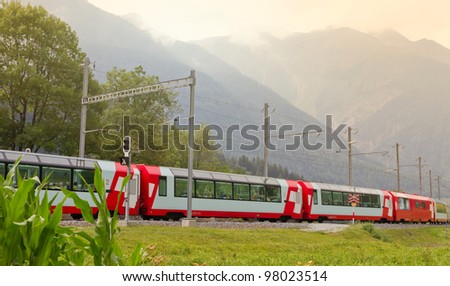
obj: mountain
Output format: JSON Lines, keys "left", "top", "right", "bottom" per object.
{"left": 194, "top": 28, "right": 450, "bottom": 197}
{"left": 20, "top": 1, "right": 448, "bottom": 196}
{"left": 20, "top": 0, "right": 345, "bottom": 183}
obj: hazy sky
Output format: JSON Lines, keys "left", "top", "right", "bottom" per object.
{"left": 87, "top": 0, "right": 450, "bottom": 48}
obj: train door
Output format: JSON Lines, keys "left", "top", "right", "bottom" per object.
{"left": 383, "top": 193, "right": 393, "bottom": 222}
{"left": 292, "top": 186, "right": 302, "bottom": 215}
{"left": 127, "top": 167, "right": 140, "bottom": 214}
{"left": 430, "top": 200, "right": 435, "bottom": 222}
{"left": 283, "top": 180, "right": 303, "bottom": 220}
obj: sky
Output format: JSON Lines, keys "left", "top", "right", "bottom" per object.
{"left": 88, "top": 0, "right": 450, "bottom": 48}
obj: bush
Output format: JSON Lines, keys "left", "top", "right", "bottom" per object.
{"left": 362, "top": 223, "right": 390, "bottom": 242}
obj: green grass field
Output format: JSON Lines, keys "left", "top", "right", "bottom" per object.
{"left": 94, "top": 223, "right": 450, "bottom": 266}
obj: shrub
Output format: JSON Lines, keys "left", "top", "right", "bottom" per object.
{"left": 362, "top": 223, "right": 390, "bottom": 242}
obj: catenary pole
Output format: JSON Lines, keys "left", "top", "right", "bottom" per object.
{"left": 78, "top": 57, "right": 90, "bottom": 158}
{"left": 348, "top": 127, "right": 352, "bottom": 186}
{"left": 186, "top": 70, "right": 196, "bottom": 219}
{"left": 263, "top": 103, "right": 269, "bottom": 178}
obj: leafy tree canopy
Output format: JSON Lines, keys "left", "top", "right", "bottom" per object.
{"left": 0, "top": 1, "right": 95, "bottom": 153}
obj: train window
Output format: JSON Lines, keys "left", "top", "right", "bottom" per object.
{"left": 313, "top": 190, "right": 318, "bottom": 205}
{"left": 332, "top": 191, "right": 344, "bottom": 206}
{"left": 399, "top": 198, "right": 409, "bottom": 210}
{"left": 371, "top": 195, "right": 381, "bottom": 208}
{"left": 344, "top": 193, "right": 351, "bottom": 206}
{"left": 421, "top": 202, "right": 426, "bottom": 209}
{"left": 360, "top": 194, "right": 372, "bottom": 207}
{"left": 158, "top": 177, "right": 167, "bottom": 196}
{"left": 250, "top": 184, "right": 265, "bottom": 201}
{"left": 175, "top": 178, "right": 188, "bottom": 197}
{"left": 42, "top": 167, "right": 71, "bottom": 190}
{"left": 73, "top": 169, "right": 95, "bottom": 192}
{"left": 436, "top": 203, "right": 446, "bottom": 214}
{"left": 11, "top": 164, "right": 39, "bottom": 179}
{"left": 233, "top": 183, "right": 250, "bottom": 200}
{"left": 195, "top": 180, "right": 214, "bottom": 198}
{"left": 215, "top": 181, "right": 232, "bottom": 199}
{"left": 0, "top": 163, "right": 5, "bottom": 178}
{"left": 415, "top": 202, "right": 420, "bottom": 209}
{"left": 321, "top": 190, "right": 332, "bottom": 205}
{"left": 9, "top": 164, "right": 39, "bottom": 187}
{"left": 266, "top": 185, "right": 281, "bottom": 203}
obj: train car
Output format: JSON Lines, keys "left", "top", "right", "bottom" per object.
{"left": 1, "top": 149, "right": 448, "bottom": 224}
{"left": 298, "top": 181, "right": 393, "bottom": 223}
{"left": 388, "top": 192, "right": 434, "bottom": 223}
{"left": 137, "top": 165, "right": 303, "bottom": 221}
{"left": 0, "top": 150, "right": 303, "bottom": 222}
{"left": 432, "top": 199, "right": 449, "bottom": 224}
{"left": 0, "top": 150, "right": 141, "bottom": 218}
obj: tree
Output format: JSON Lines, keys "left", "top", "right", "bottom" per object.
{"left": 95, "top": 66, "right": 236, "bottom": 172}
{"left": 0, "top": 1, "right": 92, "bottom": 153}
{"left": 174, "top": 124, "right": 234, "bottom": 172}
{"left": 95, "top": 66, "right": 180, "bottom": 165}
{"left": 231, "top": 155, "right": 303, "bottom": 179}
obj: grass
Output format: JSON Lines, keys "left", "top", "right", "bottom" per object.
{"left": 80, "top": 223, "right": 450, "bottom": 266}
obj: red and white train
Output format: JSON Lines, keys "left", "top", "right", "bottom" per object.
{"left": 1, "top": 150, "right": 448, "bottom": 224}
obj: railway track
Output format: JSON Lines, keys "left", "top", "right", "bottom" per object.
{"left": 60, "top": 217, "right": 449, "bottom": 232}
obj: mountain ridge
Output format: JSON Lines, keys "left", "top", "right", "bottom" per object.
{"left": 193, "top": 27, "right": 450, "bottom": 196}
{"left": 20, "top": 0, "right": 450, "bottom": 196}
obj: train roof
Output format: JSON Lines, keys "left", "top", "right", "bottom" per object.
{"left": 311, "top": 182, "right": 383, "bottom": 194}
{"left": 167, "top": 167, "right": 281, "bottom": 186}
{"left": 0, "top": 149, "right": 98, "bottom": 169}
{"left": 389, "top": 191, "right": 433, "bottom": 200}
{"left": 433, "top": 199, "right": 448, "bottom": 205}
{"left": 1, "top": 150, "right": 285, "bottom": 186}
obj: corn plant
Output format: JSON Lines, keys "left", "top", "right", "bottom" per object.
{"left": 63, "top": 164, "right": 144, "bottom": 266}
{"left": 0, "top": 159, "right": 70, "bottom": 265}
{"left": 0, "top": 158, "right": 143, "bottom": 266}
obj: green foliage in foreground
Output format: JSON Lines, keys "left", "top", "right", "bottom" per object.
{"left": 106, "top": 223, "right": 450, "bottom": 266}
{"left": 0, "top": 159, "right": 143, "bottom": 265}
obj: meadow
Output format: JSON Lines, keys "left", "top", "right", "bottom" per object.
{"left": 103, "top": 223, "right": 450, "bottom": 266}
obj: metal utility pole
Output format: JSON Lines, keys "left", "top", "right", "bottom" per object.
{"left": 263, "top": 103, "right": 269, "bottom": 178}
{"left": 418, "top": 157, "right": 423, "bottom": 195}
{"left": 429, "top": 170, "right": 433, "bottom": 198}
{"left": 79, "top": 70, "right": 196, "bottom": 224}
{"left": 186, "top": 70, "right": 196, "bottom": 220}
{"left": 396, "top": 143, "right": 401, "bottom": 192}
{"left": 348, "top": 127, "right": 353, "bottom": 186}
{"left": 437, "top": 175, "right": 441, "bottom": 200}
{"left": 80, "top": 71, "right": 194, "bottom": 152}
{"left": 78, "top": 57, "right": 90, "bottom": 158}
{"left": 347, "top": 127, "right": 387, "bottom": 186}
{"left": 122, "top": 136, "right": 131, "bottom": 223}
{"left": 397, "top": 157, "right": 427, "bottom": 195}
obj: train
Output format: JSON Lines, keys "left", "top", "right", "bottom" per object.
{"left": 0, "top": 149, "right": 448, "bottom": 224}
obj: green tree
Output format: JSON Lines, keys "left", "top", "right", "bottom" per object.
{"left": 172, "top": 124, "right": 234, "bottom": 172}
{"left": 95, "top": 66, "right": 236, "bottom": 172}
{"left": 95, "top": 66, "right": 180, "bottom": 165}
{"left": 0, "top": 1, "right": 98, "bottom": 154}
{"left": 231, "top": 155, "right": 302, "bottom": 179}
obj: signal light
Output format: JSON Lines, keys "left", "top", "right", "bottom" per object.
{"left": 123, "top": 136, "right": 131, "bottom": 154}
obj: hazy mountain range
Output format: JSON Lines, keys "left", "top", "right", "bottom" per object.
{"left": 194, "top": 28, "right": 450, "bottom": 196}
{"left": 24, "top": 0, "right": 449, "bottom": 197}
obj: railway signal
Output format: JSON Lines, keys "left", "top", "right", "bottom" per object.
{"left": 122, "top": 136, "right": 132, "bottom": 225}
{"left": 119, "top": 156, "right": 129, "bottom": 166}
{"left": 348, "top": 192, "right": 360, "bottom": 224}
{"left": 123, "top": 136, "right": 131, "bottom": 156}
{"left": 348, "top": 193, "right": 360, "bottom": 204}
